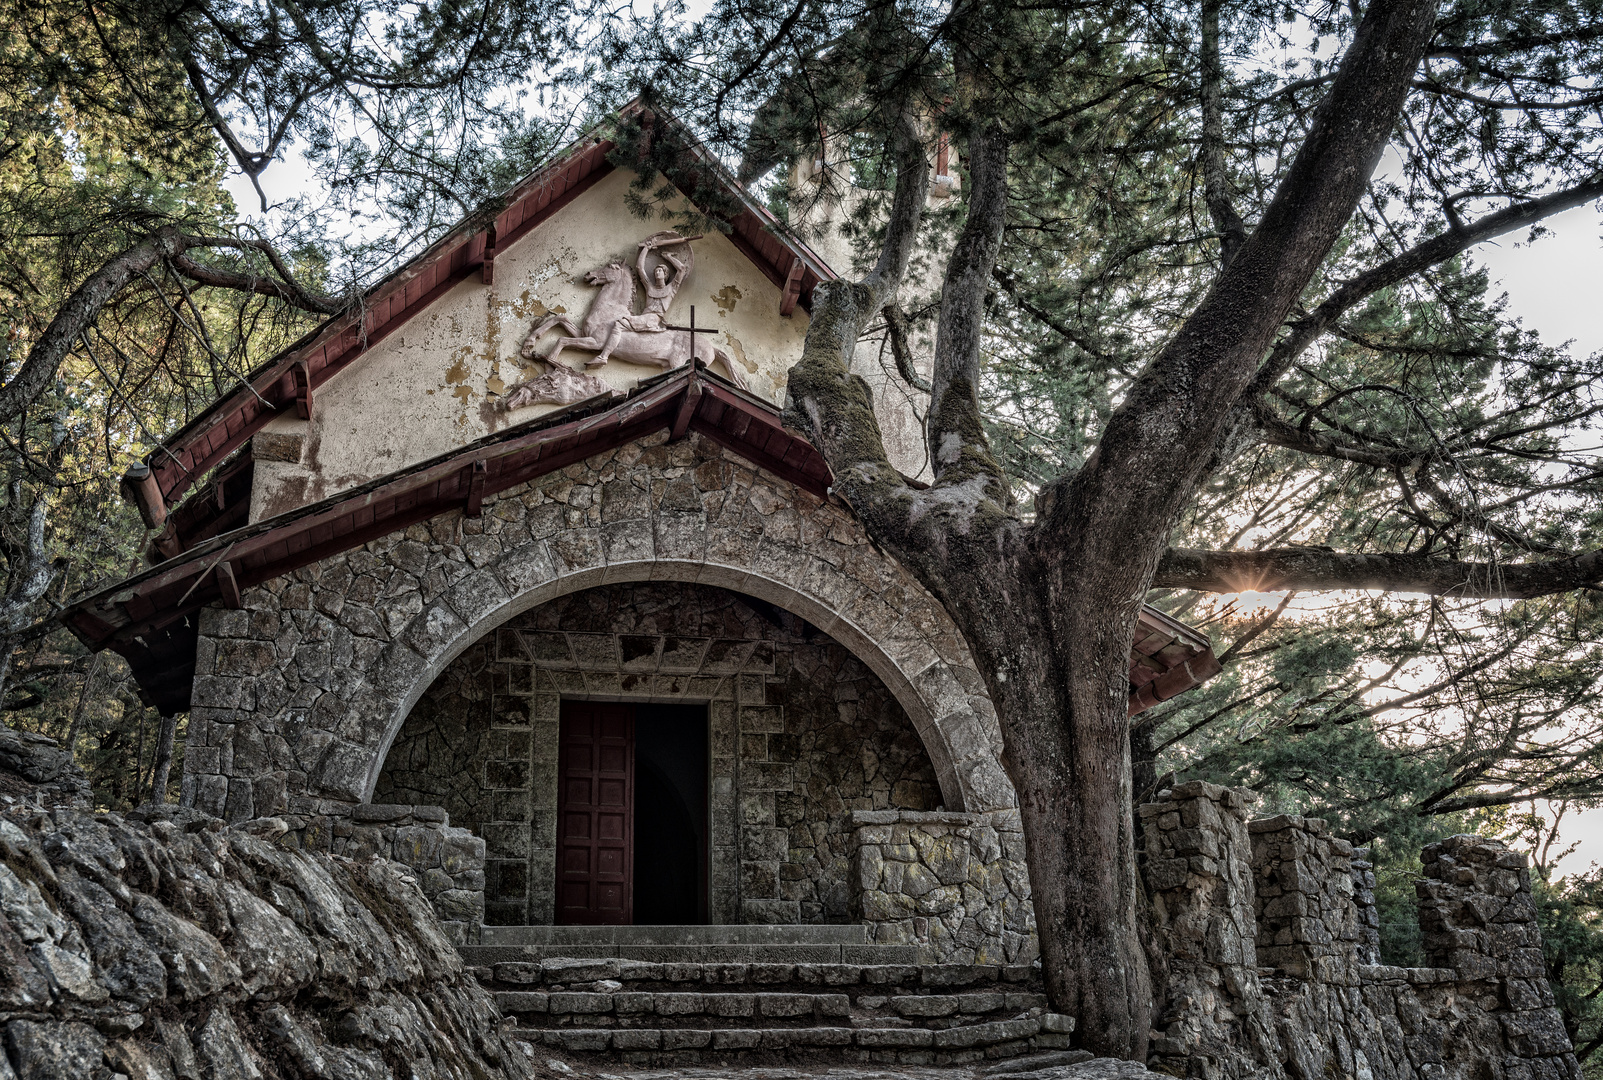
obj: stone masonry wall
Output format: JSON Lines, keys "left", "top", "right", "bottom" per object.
{"left": 1418, "top": 835, "right": 1576, "bottom": 1071}
{"left": 375, "top": 581, "right": 940, "bottom": 927}
{"left": 277, "top": 800, "right": 487, "bottom": 944}
{"left": 180, "top": 429, "right": 1017, "bottom": 834}
{"left": 1249, "top": 812, "right": 1363, "bottom": 981}
{"left": 849, "top": 809, "right": 1037, "bottom": 965}
{"left": 1141, "top": 781, "right": 1580, "bottom": 1080}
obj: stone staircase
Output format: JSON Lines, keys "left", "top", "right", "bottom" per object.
{"left": 463, "top": 926, "right": 1071, "bottom": 1065}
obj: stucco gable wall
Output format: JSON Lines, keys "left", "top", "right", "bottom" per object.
{"left": 250, "top": 168, "right": 810, "bottom": 522}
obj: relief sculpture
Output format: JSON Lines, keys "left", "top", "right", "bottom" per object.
{"left": 504, "top": 231, "right": 750, "bottom": 410}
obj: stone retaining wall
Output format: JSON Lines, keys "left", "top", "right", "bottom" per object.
{"left": 849, "top": 809, "right": 1037, "bottom": 965}
{"left": 278, "top": 799, "right": 486, "bottom": 944}
{"left": 1141, "top": 781, "right": 1579, "bottom": 1080}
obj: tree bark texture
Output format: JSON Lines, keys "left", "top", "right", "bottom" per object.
{"left": 149, "top": 711, "right": 179, "bottom": 806}
{"left": 1155, "top": 545, "right": 1603, "bottom": 598}
{"left": 785, "top": 0, "right": 1439, "bottom": 1059}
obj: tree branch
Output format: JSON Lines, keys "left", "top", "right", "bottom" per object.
{"left": 181, "top": 52, "right": 272, "bottom": 211}
{"left": 783, "top": 102, "right": 929, "bottom": 517}
{"left": 1199, "top": 0, "right": 1246, "bottom": 268}
{"left": 0, "top": 229, "right": 183, "bottom": 427}
{"left": 1155, "top": 545, "right": 1603, "bottom": 598}
{"left": 861, "top": 109, "right": 930, "bottom": 307}
{"left": 1038, "top": 0, "right": 1439, "bottom": 593}
{"left": 928, "top": 121, "right": 1010, "bottom": 494}
{"left": 0, "top": 228, "right": 345, "bottom": 427}
{"left": 1248, "top": 172, "right": 1603, "bottom": 398}
{"left": 882, "top": 301, "right": 930, "bottom": 392}
{"left": 170, "top": 251, "right": 343, "bottom": 314}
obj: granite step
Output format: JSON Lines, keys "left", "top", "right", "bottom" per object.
{"left": 496, "top": 988, "right": 1051, "bottom": 1027}
{"left": 508, "top": 1013, "right": 1076, "bottom": 1065}
{"left": 476, "top": 956, "right": 1063, "bottom": 1065}
{"left": 465, "top": 957, "right": 1038, "bottom": 989}
{"left": 458, "top": 942, "right": 923, "bottom": 964}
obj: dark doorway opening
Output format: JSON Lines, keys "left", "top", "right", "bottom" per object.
{"left": 555, "top": 701, "right": 634, "bottom": 925}
{"left": 633, "top": 703, "right": 708, "bottom": 924}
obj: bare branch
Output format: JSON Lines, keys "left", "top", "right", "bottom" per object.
{"left": 1249, "top": 172, "right": 1603, "bottom": 398}
{"left": 928, "top": 121, "right": 1010, "bottom": 493}
{"left": 883, "top": 302, "right": 930, "bottom": 392}
{"left": 1199, "top": 0, "right": 1246, "bottom": 268}
{"left": 1155, "top": 545, "right": 1603, "bottom": 598}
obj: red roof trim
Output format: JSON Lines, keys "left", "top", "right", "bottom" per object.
{"left": 64, "top": 366, "right": 836, "bottom": 712}
{"left": 65, "top": 363, "right": 1219, "bottom": 718}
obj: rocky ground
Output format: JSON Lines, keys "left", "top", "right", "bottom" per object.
{"left": 0, "top": 728, "right": 533, "bottom": 1080}
{"left": 0, "top": 727, "right": 1153, "bottom": 1080}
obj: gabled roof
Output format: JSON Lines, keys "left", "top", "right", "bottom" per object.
{"left": 137, "top": 100, "right": 837, "bottom": 556}
{"left": 73, "top": 102, "right": 1223, "bottom": 722}
{"left": 69, "top": 364, "right": 831, "bottom": 714}
{"left": 66, "top": 362, "right": 1219, "bottom": 719}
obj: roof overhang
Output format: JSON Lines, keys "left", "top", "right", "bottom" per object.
{"left": 68, "top": 364, "right": 828, "bottom": 715}
{"left": 67, "top": 364, "right": 1219, "bottom": 719}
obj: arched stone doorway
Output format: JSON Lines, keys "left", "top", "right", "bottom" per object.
{"left": 375, "top": 580, "right": 943, "bottom": 927}
{"left": 184, "top": 432, "right": 1013, "bottom": 828}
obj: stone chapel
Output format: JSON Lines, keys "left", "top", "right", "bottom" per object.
{"left": 57, "top": 104, "right": 1585, "bottom": 1079}
{"left": 62, "top": 100, "right": 1221, "bottom": 957}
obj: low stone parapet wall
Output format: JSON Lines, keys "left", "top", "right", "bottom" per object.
{"left": 1141, "top": 781, "right": 1580, "bottom": 1080}
{"left": 847, "top": 809, "right": 1036, "bottom": 965}
{"left": 279, "top": 797, "right": 486, "bottom": 944}
{"left": 1248, "top": 811, "right": 1363, "bottom": 981}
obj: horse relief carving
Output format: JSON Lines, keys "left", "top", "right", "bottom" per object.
{"left": 502, "top": 231, "right": 750, "bottom": 410}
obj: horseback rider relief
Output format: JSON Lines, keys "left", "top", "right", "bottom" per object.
{"left": 598, "top": 233, "right": 690, "bottom": 355}
{"left": 504, "top": 230, "right": 750, "bottom": 410}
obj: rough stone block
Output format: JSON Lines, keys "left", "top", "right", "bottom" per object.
{"left": 754, "top": 993, "right": 815, "bottom": 1017}
{"left": 544, "top": 959, "right": 620, "bottom": 982}
{"left": 710, "top": 1030, "right": 762, "bottom": 1050}
{"left": 548, "top": 992, "right": 613, "bottom": 1015}
{"left": 706, "top": 994, "right": 756, "bottom": 1017}
{"left": 496, "top": 992, "right": 549, "bottom": 1014}
{"left": 932, "top": 1017, "right": 1041, "bottom": 1049}
{"left": 653, "top": 993, "right": 705, "bottom": 1015}
{"left": 611, "top": 1029, "right": 661, "bottom": 1051}
{"left": 554, "top": 1030, "right": 610, "bottom": 1052}
{"left": 856, "top": 1027, "right": 934, "bottom": 1048}
{"left": 893, "top": 995, "right": 959, "bottom": 1018}
{"left": 784, "top": 1027, "right": 854, "bottom": 1047}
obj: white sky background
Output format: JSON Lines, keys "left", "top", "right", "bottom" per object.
{"left": 220, "top": 17, "right": 1603, "bottom": 873}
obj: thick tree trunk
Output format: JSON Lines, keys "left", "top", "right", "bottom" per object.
{"left": 149, "top": 711, "right": 178, "bottom": 805}
{"left": 787, "top": 0, "right": 1436, "bottom": 1056}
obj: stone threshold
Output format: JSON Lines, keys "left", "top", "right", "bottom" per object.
{"left": 479, "top": 924, "right": 874, "bottom": 947}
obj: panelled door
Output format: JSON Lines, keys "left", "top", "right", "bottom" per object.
{"left": 555, "top": 701, "right": 634, "bottom": 924}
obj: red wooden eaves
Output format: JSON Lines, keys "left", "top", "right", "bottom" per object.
{"left": 62, "top": 363, "right": 1221, "bottom": 717}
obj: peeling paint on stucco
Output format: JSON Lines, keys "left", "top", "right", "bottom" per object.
{"left": 249, "top": 169, "right": 817, "bottom": 524}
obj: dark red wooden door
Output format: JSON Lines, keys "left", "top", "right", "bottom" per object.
{"left": 556, "top": 701, "right": 634, "bottom": 924}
